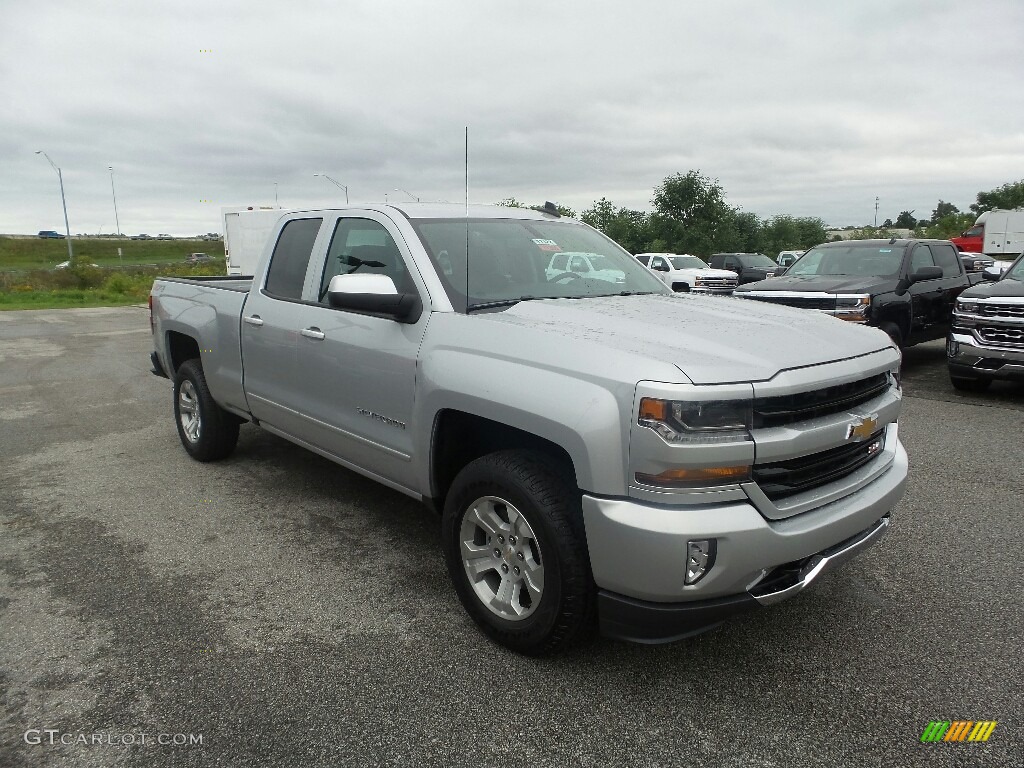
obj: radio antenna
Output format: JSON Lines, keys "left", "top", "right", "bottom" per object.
{"left": 464, "top": 126, "right": 469, "bottom": 215}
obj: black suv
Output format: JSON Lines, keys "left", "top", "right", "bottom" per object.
{"left": 708, "top": 253, "right": 778, "bottom": 284}
{"left": 732, "top": 239, "right": 973, "bottom": 348}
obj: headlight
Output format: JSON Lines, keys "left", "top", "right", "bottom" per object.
{"left": 955, "top": 298, "right": 978, "bottom": 315}
{"left": 638, "top": 397, "right": 752, "bottom": 444}
{"left": 835, "top": 295, "right": 870, "bottom": 321}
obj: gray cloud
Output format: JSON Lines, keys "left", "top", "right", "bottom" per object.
{"left": 4, "top": 0, "right": 1023, "bottom": 236}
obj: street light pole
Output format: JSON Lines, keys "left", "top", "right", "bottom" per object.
{"left": 36, "top": 151, "right": 73, "bottom": 263}
{"left": 275, "top": 182, "right": 279, "bottom": 208}
{"left": 109, "top": 165, "right": 122, "bottom": 236}
{"left": 393, "top": 188, "right": 420, "bottom": 202}
{"left": 874, "top": 196, "right": 879, "bottom": 228}
{"left": 313, "top": 173, "right": 349, "bottom": 204}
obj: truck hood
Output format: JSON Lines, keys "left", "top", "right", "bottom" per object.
{"left": 961, "top": 275, "right": 1024, "bottom": 299}
{"left": 736, "top": 274, "right": 895, "bottom": 295}
{"left": 473, "top": 294, "right": 892, "bottom": 384}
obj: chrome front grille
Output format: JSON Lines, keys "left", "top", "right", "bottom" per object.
{"left": 699, "top": 277, "right": 738, "bottom": 288}
{"left": 742, "top": 294, "right": 835, "bottom": 310}
{"left": 978, "top": 325, "right": 1024, "bottom": 347}
{"left": 975, "top": 303, "right": 1024, "bottom": 320}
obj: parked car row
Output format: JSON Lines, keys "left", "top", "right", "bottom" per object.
{"left": 632, "top": 239, "right": 1023, "bottom": 395}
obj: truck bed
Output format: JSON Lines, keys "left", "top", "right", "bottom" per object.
{"left": 150, "top": 275, "right": 252, "bottom": 415}
{"left": 156, "top": 275, "right": 253, "bottom": 292}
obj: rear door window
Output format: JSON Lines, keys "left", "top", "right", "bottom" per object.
{"left": 930, "top": 243, "right": 962, "bottom": 277}
{"left": 264, "top": 218, "right": 323, "bottom": 300}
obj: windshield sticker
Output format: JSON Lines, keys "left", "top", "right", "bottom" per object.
{"left": 532, "top": 238, "right": 562, "bottom": 252}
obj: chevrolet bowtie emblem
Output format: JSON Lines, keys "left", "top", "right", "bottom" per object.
{"left": 846, "top": 415, "right": 878, "bottom": 441}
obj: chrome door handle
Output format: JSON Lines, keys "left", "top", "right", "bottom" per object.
{"left": 244, "top": 315, "right": 264, "bottom": 327}
{"left": 300, "top": 327, "right": 326, "bottom": 340}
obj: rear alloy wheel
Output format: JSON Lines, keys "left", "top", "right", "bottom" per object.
{"left": 173, "top": 358, "right": 240, "bottom": 461}
{"left": 950, "top": 376, "right": 992, "bottom": 392}
{"left": 442, "top": 450, "right": 595, "bottom": 655}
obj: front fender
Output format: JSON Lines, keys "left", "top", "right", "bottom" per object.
{"left": 416, "top": 349, "right": 631, "bottom": 496}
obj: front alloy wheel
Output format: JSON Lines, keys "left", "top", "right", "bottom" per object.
{"left": 442, "top": 450, "right": 595, "bottom": 655}
{"left": 459, "top": 496, "right": 544, "bottom": 621}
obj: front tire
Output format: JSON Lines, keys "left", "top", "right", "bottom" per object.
{"left": 441, "top": 450, "right": 595, "bottom": 655}
{"left": 173, "top": 358, "right": 240, "bottom": 461}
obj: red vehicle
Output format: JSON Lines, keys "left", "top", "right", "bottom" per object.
{"left": 951, "top": 209, "right": 1024, "bottom": 256}
{"left": 950, "top": 224, "right": 983, "bottom": 253}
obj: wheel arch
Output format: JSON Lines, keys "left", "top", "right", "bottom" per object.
{"left": 428, "top": 410, "right": 580, "bottom": 511}
{"left": 166, "top": 331, "right": 201, "bottom": 373}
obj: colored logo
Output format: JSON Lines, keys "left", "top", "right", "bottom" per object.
{"left": 846, "top": 415, "right": 878, "bottom": 441}
{"left": 920, "top": 720, "right": 997, "bottom": 742}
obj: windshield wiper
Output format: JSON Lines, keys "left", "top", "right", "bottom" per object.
{"left": 467, "top": 296, "right": 539, "bottom": 312}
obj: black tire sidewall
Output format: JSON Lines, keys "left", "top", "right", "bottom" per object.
{"left": 441, "top": 452, "right": 588, "bottom": 654}
{"left": 173, "top": 359, "right": 238, "bottom": 461}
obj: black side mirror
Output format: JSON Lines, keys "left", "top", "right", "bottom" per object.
{"left": 982, "top": 266, "right": 1001, "bottom": 281}
{"left": 895, "top": 265, "right": 942, "bottom": 296}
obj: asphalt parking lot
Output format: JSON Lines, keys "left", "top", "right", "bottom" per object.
{"left": 1, "top": 306, "right": 1021, "bottom": 768}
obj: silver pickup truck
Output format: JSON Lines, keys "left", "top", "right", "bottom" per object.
{"left": 149, "top": 203, "right": 908, "bottom": 655}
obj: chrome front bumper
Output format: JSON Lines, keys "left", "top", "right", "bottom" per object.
{"left": 948, "top": 331, "right": 1024, "bottom": 381}
{"left": 583, "top": 435, "right": 907, "bottom": 642}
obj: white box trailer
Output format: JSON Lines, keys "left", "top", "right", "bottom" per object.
{"left": 954, "top": 208, "right": 1024, "bottom": 257}
{"left": 977, "top": 209, "right": 1024, "bottom": 257}
{"left": 222, "top": 207, "right": 286, "bottom": 276}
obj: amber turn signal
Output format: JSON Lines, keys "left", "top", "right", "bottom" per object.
{"left": 635, "top": 465, "right": 751, "bottom": 488}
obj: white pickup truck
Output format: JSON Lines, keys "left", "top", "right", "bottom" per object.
{"left": 149, "top": 203, "right": 908, "bottom": 655}
{"left": 635, "top": 253, "right": 739, "bottom": 294}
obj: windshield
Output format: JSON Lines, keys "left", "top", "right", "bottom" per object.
{"left": 786, "top": 244, "right": 906, "bottom": 277}
{"left": 410, "top": 218, "right": 668, "bottom": 311}
{"left": 736, "top": 254, "right": 777, "bottom": 268}
{"left": 1004, "top": 254, "right": 1024, "bottom": 281}
{"left": 669, "top": 256, "right": 709, "bottom": 270}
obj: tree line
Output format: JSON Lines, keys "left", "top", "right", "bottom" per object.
{"left": 502, "top": 173, "right": 1024, "bottom": 257}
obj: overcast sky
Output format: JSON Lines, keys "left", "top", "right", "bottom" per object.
{"left": 3, "top": 0, "right": 1023, "bottom": 236}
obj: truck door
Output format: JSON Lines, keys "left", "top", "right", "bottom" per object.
{"left": 929, "top": 242, "right": 968, "bottom": 324}
{"left": 905, "top": 244, "right": 945, "bottom": 338}
{"left": 285, "top": 212, "right": 428, "bottom": 492}
{"left": 240, "top": 216, "right": 327, "bottom": 436}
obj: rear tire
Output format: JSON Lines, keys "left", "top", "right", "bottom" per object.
{"left": 173, "top": 358, "right": 240, "bottom": 461}
{"left": 441, "top": 450, "right": 595, "bottom": 655}
{"left": 950, "top": 375, "right": 991, "bottom": 392}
